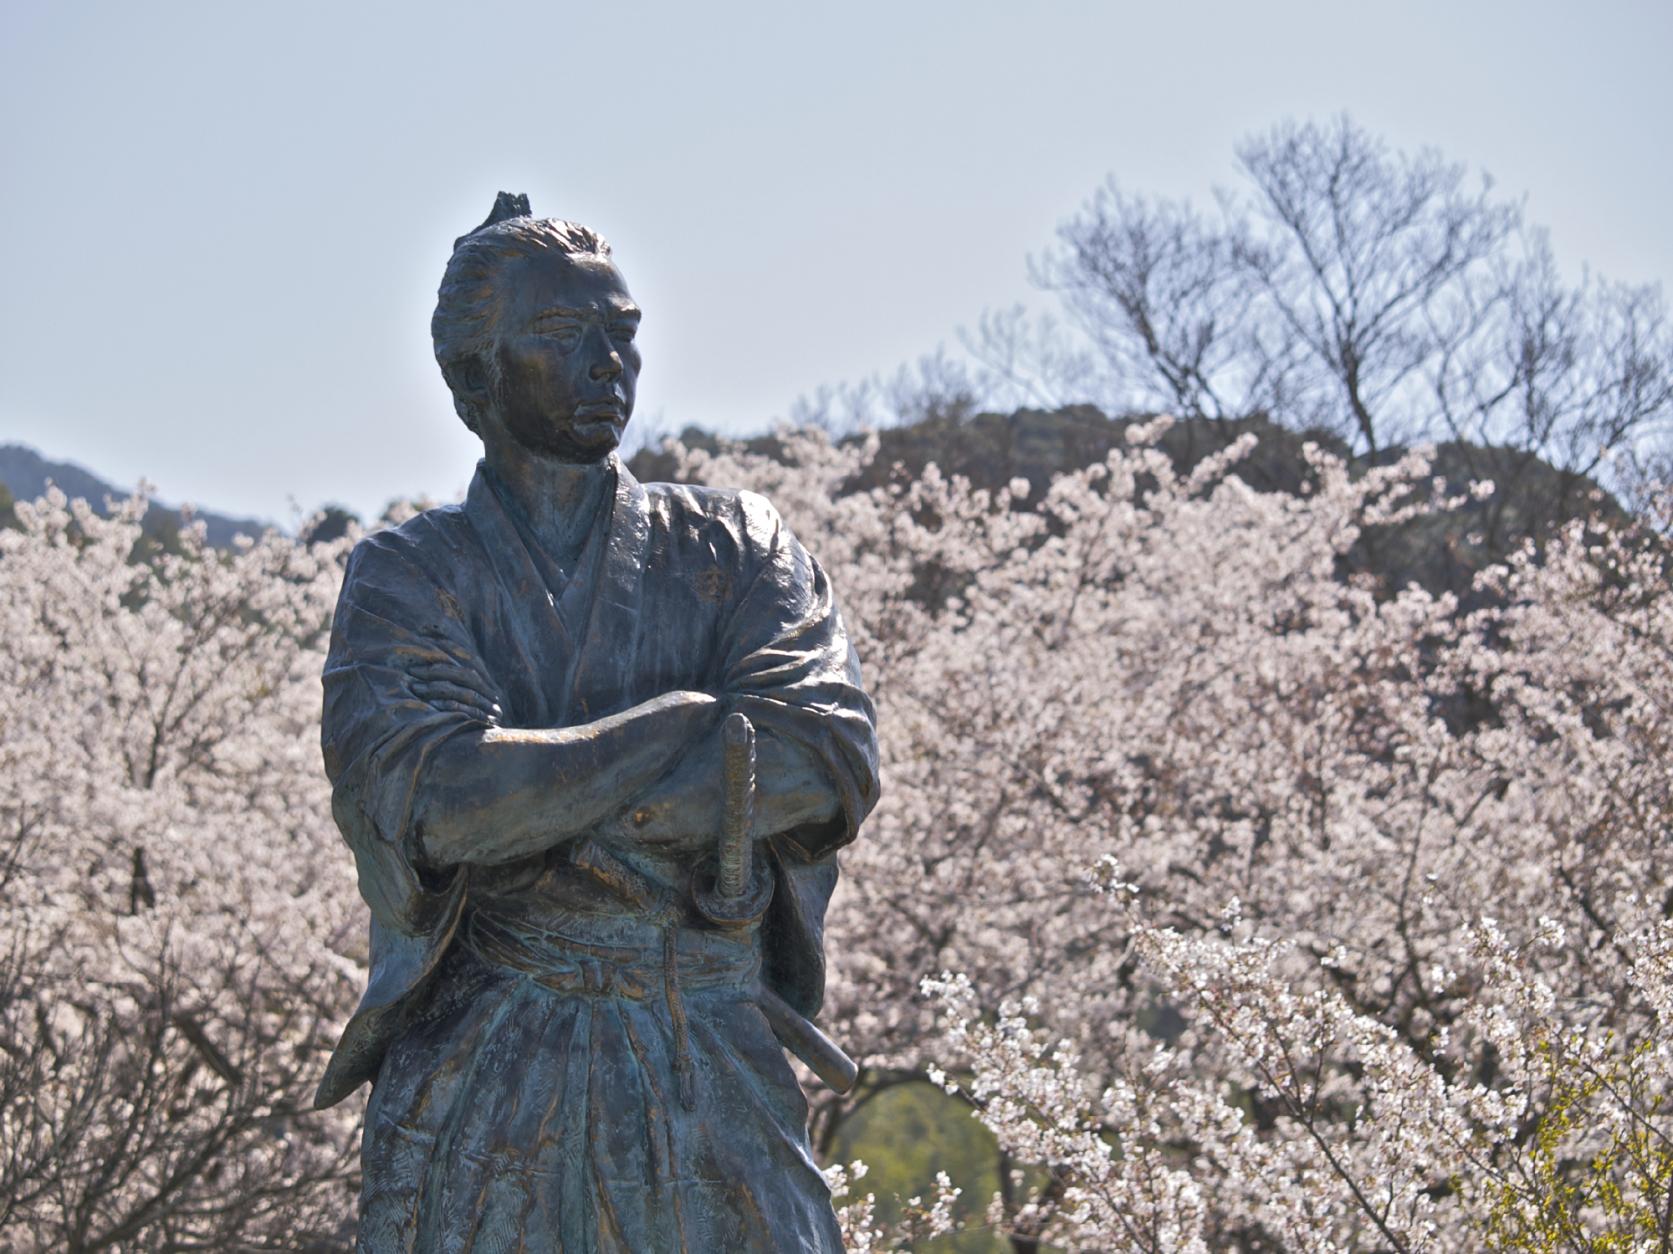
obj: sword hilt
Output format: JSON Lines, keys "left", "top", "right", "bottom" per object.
{"left": 704, "top": 714, "right": 857, "bottom": 1092}
{"left": 693, "top": 712, "right": 771, "bottom": 928}
{"left": 719, "top": 712, "right": 755, "bottom": 900}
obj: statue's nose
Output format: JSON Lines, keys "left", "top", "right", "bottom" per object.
{"left": 591, "top": 347, "right": 623, "bottom": 381}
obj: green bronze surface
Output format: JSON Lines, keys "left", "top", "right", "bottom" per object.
{"left": 319, "top": 194, "right": 879, "bottom": 1251}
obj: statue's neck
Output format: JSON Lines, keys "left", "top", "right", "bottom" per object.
{"left": 483, "top": 448, "right": 615, "bottom": 565}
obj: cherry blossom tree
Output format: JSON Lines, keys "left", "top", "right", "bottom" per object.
{"left": 0, "top": 490, "right": 361, "bottom": 1248}
{"left": 685, "top": 423, "right": 1671, "bottom": 1250}
{"left": 3, "top": 419, "right": 1667, "bottom": 1251}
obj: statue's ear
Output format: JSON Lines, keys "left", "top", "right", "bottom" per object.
{"left": 443, "top": 357, "right": 491, "bottom": 433}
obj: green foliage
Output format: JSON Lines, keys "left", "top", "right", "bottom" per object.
{"left": 1479, "top": 1040, "right": 1673, "bottom": 1252}
{"left": 828, "top": 1081, "right": 1015, "bottom": 1251}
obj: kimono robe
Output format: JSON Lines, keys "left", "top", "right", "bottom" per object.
{"left": 315, "top": 456, "right": 879, "bottom": 1253}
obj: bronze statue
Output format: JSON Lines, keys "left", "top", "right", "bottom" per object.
{"left": 314, "top": 192, "right": 879, "bottom": 1251}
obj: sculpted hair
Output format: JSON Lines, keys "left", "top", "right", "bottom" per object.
{"left": 431, "top": 216, "right": 613, "bottom": 432}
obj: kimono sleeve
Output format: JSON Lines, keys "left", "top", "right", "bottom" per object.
{"left": 321, "top": 531, "right": 489, "bottom": 936}
{"left": 717, "top": 493, "right": 880, "bottom": 1018}
{"left": 718, "top": 491, "right": 880, "bottom": 858}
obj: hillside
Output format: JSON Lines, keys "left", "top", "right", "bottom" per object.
{"left": 5, "top": 407, "right": 1620, "bottom": 587}
{"left": 629, "top": 406, "right": 1626, "bottom": 602}
{"left": 0, "top": 443, "right": 273, "bottom": 547}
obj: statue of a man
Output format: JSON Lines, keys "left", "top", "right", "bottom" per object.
{"left": 313, "top": 193, "right": 879, "bottom": 1252}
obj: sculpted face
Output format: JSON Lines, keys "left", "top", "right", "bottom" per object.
{"left": 480, "top": 249, "right": 642, "bottom": 463}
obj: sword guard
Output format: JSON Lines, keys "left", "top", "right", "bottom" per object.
{"left": 691, "top": 851, "right": 773, "bottom": 928}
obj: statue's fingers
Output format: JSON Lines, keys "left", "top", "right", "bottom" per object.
{"left": 411, "top": 664, "right": 499, "bottom": 703}
{"left": 426, "top": 698, "right": 499, "bottom": 723}
{"left": 413, "top": 679, "right": 500, "bottom": 714}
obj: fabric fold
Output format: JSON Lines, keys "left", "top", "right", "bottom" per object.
{"left": 317, "top": 459, "right": 878, "bottom": 1110}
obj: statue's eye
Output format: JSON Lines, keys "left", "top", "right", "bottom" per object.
{"left": 541, "top": 324, "right": 582, "bottom": 346}
{"left": 610, "top": 323, "right": 638, "bottom": 342}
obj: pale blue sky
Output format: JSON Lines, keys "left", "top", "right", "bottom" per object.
{"left": 2, "top": 0, "right": 1668, "bottom": 521}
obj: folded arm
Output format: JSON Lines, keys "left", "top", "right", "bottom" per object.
{"left": 600, "top": 723, "right": 842, "bottom": 855}
{"left": 410, "top": 689, "right": 721, "bottom": 868}
{"left": 596, "top": 493, "right": 875, "bottom": 859}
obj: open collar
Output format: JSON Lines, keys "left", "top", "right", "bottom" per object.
{"left": 567, "top": 458, "right": 651, "bottom": 722}
{"left": 462, "top": 456, "right": 650, "bottom": 725}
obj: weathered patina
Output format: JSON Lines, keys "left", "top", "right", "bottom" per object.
{"left": 316, "top": 193, "right": 879, "bottom": 1251}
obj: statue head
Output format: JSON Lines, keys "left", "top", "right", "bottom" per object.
{"left": 432, "top": 193, "right": 641, "bottom": 464}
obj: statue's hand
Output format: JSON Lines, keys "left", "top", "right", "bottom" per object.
{"left": 410, "top": 664, "right": 502, "bottom": 725}
{"left": 599, "top": 726, "right": 727, "bottom": 854}
{"left": 601, "top": 791, "right": 716, "bottom": 855}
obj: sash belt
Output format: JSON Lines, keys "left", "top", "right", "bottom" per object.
{"left": 462, "top": 910, "right": 759, "bottom": 1111}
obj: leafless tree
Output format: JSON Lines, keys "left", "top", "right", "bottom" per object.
{"left": 1432, "top": 231, "right": 1673, "bottom": 544}
{"left": 955, "top": 305, "right": 1101, "bottom": 416}
{"left": 1231, "top": 116, "right": 1520, "bottom": 453}
{"left": 1038, "top": 115, "right": 1673, "bottom": 489}
{"left": 1037, "top": 188, "right": 1270, "bottom": 423}
{"left": 789, "top": 348, "right": 987, "bottom": 436}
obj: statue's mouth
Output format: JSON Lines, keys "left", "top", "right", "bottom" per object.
{"left": 574, "top": 401, "right": 625, "bottom": 422}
